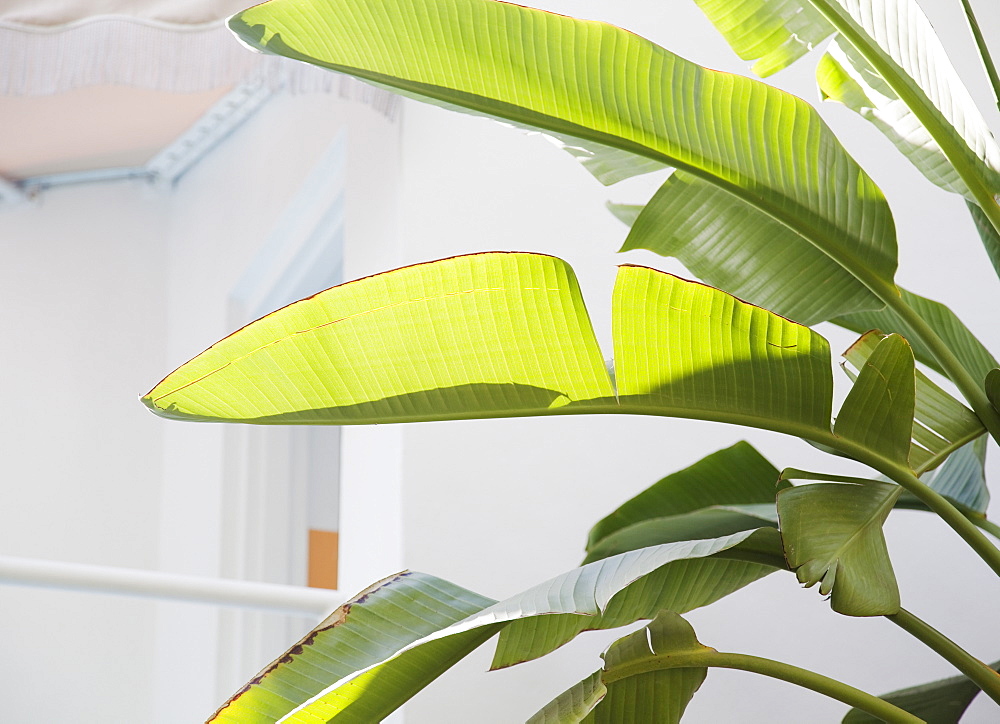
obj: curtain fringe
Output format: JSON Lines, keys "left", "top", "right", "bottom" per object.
{"left": 0, "top": 18, "right": 400, "bottom": 119}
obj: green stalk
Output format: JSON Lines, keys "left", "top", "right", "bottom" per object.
{"left": 603, "top": 650, "right": 923, "bottom": 723}
{"left": 887, "top": 608, "right": 1000, "bottom": 705}
{"left": 958, "top": 0, "right": 1000, "bottom": 115}
{"left": 828, "top": 435, "right": 1000, "bottom": 579}
{"left": 973, "top": 515, "right": 1000, "bottom": 541}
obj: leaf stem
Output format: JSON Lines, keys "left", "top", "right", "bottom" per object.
{"left": 973, "top": 515, "right": 1000, "bottom": 541}
{"left": 958, "top": 0, "right": 1000, "bottom": 115}
{"left": 887, "top": 608, "right": 1000, "bottom": 705}
{"left": 604, "top": 650, "right": 923, "bottom": 723}
{"left": 826, "top": 435, "right": 1000, "bottom": 578}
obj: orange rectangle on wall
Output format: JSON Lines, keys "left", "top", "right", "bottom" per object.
{"left": 308, "top": 529, "right": 339, "bottom": 590}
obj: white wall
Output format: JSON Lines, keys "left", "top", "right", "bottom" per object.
{"left": 0, "top": 90, "right": 401, "bottom": 723}
{"left": 392, "top": 1, "right": 1000, "bottom": 722}
{"left": 3, "top": 1, "right": 1000, "bottom": 721}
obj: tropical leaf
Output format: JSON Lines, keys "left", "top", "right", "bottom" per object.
{"left": 842, "top": 660, "right": 1000, "bottom": 723}
{"left": 778, "top": 480, "right": 901, "bottom": 616}
{"left": 834, "top": 334, "right": 915, "bottom": 468}
{"left": 691, "top": 0, "right": 832, "bottom": 77}
{"left": 842, "top": 331, "right": 984, "bottom": 473}
{"left": 230, "top": 0, "right": 899, "bottom": 308}
{"left": 209, "top": 571, "right": 497, "bottom": 724}
{"left": 817, "top": 37, "right": 1000, "bottom": 200}
{"left": 968, "top": 200, "right": 1000, "bottom": 281}
{"left": 586, "top": 612, "right": 711, "bottom": 723}
{"left": 587, "top": 441, "right": 782, "bottom": 551}
{"left": 987, "top": 369, "right": 1000, "bottom": 412}
{"left": 582, "top": 506, "right": 780, "bottom": 564}
{"left": 492, "top": 529, "right": 782, "bottom": 670}
{"left": 834, "top": 287, "right": 997, "bottom": 385}
{"left": 526, "top": 671, "right": 606, "bottom": 724}
{"left": 896, "top": 436, "right": 990, "bottom": 516}
{"left": 618, "top": 171, "right": 882, "bottom": 325}
{"left": 271, "top": 532, "right": 759, "bottom": 722}
{"left": 143, "top": 253, "right": 615, "bottom": 424}
{"left": 691, "top": 0, "right": 1000, "bottom": 209}
{"left": 613, "top": 266, "right": 834, "bottom": 437}
{"left": 145, "top": 259, "right": 838, "bottom": 453}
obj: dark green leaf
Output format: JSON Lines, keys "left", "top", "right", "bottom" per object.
{"left": 778, "top": 481, "right": 901, "bottom": 616}
{"left": 843, "top": 660, "right": 1000, "bottom": 723}
{"left": 834, "top": 334, "right": 915, "bottom": 467}
{"left": 209, "top": 571, "right": 496, "bottom": 723}
{"left": 587, "top": 442, "right": 781, "bottom": 551}
{"left": 493, "top": 529, "right": 781, "bottom": 670}
{"left": 835, "top": 288, "right": 997, "bottom": 384}
{"left": 590, "top": 611, "right": 711, "bottom": 723}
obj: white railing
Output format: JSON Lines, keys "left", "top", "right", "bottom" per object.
{"left": 0, "top": 554, "right": 340, "bottom": 617}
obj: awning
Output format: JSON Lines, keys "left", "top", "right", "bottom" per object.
{"left": 0, "top": 0, "right": 396, "bottom": 111}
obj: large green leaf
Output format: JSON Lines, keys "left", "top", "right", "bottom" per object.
{"left": 834, "top": 334, "right": 915, "bottom": 468}
{"left": 691, "top": 0, "right": 832, "bottom": 77}
{"left": 618, "top": 171, "right": 883, "bottom": 324}
{"left": 492, "top": 529, "right": 782, "bottom": 670}
{"left": 587, "top": 441, "right": 782, "bottom": 550}
{"left": 842, "top": 660, "right": 1000, "bottom": 723}
{"left": 968, "top": 201, "right": 1000, "bottom": 281}
{"left": 230, "top": 0, "right": 899, "bottom": 304}
{"left": 842, "top": 331, "right": 984, "bottom": 473}
{"left": 692, "top": 0, "right": 1000, "bottom": 207}
{"left": 583, "top": 506, "right": 780, "bottom": 564}
{"left": 986, "top": 369, "right": 1000, "bottom": 412}
{"left": 144, "top": 253, "right": 615, "bottom": 423}
{"left": 778, "top": 480, "right": 901, "bottom": 616}
{"left": 271, "top": 532, "right": 759, "bottom": 722}
{"left": 919, "top": 436, "right": 989, "bottom": 514}
{"left": 209, "top": 571, "right": 497, "bottom": 723}
{"left": 834, "top": 287, "right": 998, "bottom": 385}
{"left": 145, "top": 259, "right": 838, "bottom": 451}
{"left": 526, "top": 671, "right": 607, "bottom": 724}
{"left": 613, "top": 265, "right": 834, "bottom": 437}
{"left": 817, "top": 36, "right": 1000, "bottom": 200}
{"left": 585, "top": 612, "right": 711, "bottom": 723}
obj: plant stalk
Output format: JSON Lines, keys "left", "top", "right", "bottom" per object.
{"left": 603, "top": 651, "right": 923, "bottom": 723}
{"left": 973, "top": 515, "right": 1000, "bottom": 541}
{"left": 827, "top": 436, "right": 1000, "bottom": 579}
{"left": 958, "top": 0, "right": 1000, "bottom": 115}
{"left": 887, "top": 608, "right": 1000, "bottom": 705}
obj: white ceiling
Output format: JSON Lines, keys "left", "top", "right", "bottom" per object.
{"left": 0, "top": 85, "right": 231, "bottom": 178}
